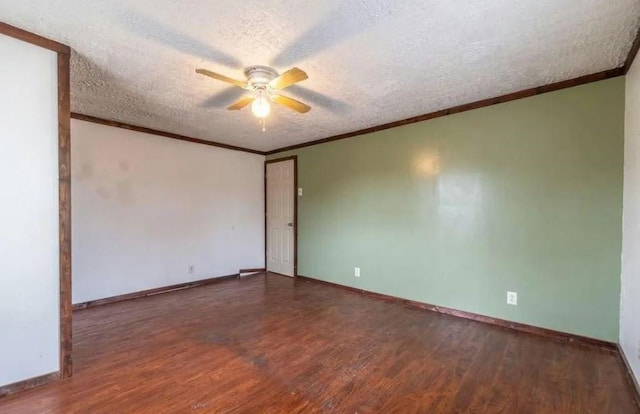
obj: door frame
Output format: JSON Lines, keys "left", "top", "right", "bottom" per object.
{"left": 0, "top": 21, "right": 72, "bottom": 385}
{"left": 264, "top": 156, "right": 298, "bottom": 278}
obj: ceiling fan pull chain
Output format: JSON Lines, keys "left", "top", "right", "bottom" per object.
{"left": 195, "top": 66, "right": 310, "bottom": 123}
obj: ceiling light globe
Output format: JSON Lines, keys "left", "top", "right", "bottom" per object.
{"left": 251, "top": 98, "right": 271, "bottom": 118}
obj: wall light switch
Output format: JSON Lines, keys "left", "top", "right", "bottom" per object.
{"left": 507, "top": 291, "right": 517, "bottom": 306}
{"left": 298, "top": 188, "right": 303, "bottom": 196}
{"left": 354, "top": 267, "right": 360, "bottom": 277}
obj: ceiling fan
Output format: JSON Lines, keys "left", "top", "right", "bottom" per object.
{"left": 196, "top": 66, "right": 311, "bottom": 120}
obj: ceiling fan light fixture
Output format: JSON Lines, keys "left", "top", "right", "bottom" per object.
{"left": 251, "top": 90, "right": 271, "bottom": 118}
{"left": 196, "top": 65, "right": 311, "bottom": 121}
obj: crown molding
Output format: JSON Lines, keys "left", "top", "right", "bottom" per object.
{"left": 624, "top": 23, "right": 640, "bottom": 74}
{"left": 266, "top": 67, "right": 624, "bottom": 155}
{"left": 71, "top": 113, "right": 266, "bottom": 156}
{"left": 0, "top": 21, "right": 69, "bottom": 55}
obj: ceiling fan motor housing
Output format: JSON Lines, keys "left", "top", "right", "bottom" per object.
{"left": 244, "top": 65, "right": 279, "bottom": 90}
{"left": 196, "top": 64, "right": 310, "bottom": 114}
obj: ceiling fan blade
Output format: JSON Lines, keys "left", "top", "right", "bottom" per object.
{"left": 269, "top": 67, "right": 308, "bottom": 90}
{"left": 272, "top": 95, "right": 311, "bottom": 113}
{"left": 227, "top": 96, "right": 255, "bottom": 110}
{"left": 196, "top": 69, "right": 247, "bottom": 88}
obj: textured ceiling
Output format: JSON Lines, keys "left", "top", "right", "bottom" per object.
{"left": 0, "top": 1, "right": 638, "bottom": 152}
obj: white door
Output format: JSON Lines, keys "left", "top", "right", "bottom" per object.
{"left": 266, "top": 159, "right": 295, "bottom": 276}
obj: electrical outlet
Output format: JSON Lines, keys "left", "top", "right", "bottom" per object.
{"left": 354, "top": 267, "right": 360, "bottom": 277}
{"left": 188, "top": 265, "right": 194, "bottom": 274}
{"left": 507, "top": 291, "right": 517, "bottom": 306}
{"left": 298, "top": 188, "right": 303, "bottom": 196}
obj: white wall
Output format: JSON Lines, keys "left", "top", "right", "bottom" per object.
{"left": 71, "top": 120, "right": 265, "bottom": 304}
{"left": 0, "top": 34, "right": 60, "bottom": 386}
{"left": 622, "top": 57, "right": 640, "bottom": 387}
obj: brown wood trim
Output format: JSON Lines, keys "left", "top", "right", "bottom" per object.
{"left": 1, "top": 18, "right": 74, "bottom": 390}
{"left": 625, "top": 24, "right": 640, "bottom": 74}
{"left": 71, "top": 113, "right": 266, "bottom": 156}
{"left": 293, "top": 157, "right": 298, "bottom": 278}
{"left": 0, "top": 372, "right": 62, "bottom": 399}
{"left": 264, "top": 156, "right": 298, "bottom": 278}
{"left": 267, "top": 271, "right": 297, "bottom": 279}
{"left": 617, "top": 344, "right": 640, "bottom": 409}
{"left": 239, "top": 268, "right": 266, "bottom": 273}
{"left": 266, "top": 68, "right": 625, "bottom": 155}
{"left": 296, "top": 275, "right": 618, "bottom": 352}
{"left": 72, "top": 274, "right": 240, "bottom": 310}
{"left": 58, "top": 52, "right": 73, "bottom": 380}
{"left": 264, "top": 161, "right": 268, "bottom": 272}
{"left": 0, "top": 372, "right": 59, "bottom": 399}
{"left": 0, "top": 22, "right": 69, "bottom": 55}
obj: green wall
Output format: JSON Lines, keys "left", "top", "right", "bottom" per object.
{"left": 269, "top": 78, "right": 624, "bottom": 341}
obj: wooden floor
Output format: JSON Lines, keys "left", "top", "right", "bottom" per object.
{"left": 0, "top": 273, "right": 637, "bottom": 413}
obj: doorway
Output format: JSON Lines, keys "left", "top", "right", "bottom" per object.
{"left": 265, "top": 156, "right": 297, "bottom": 277}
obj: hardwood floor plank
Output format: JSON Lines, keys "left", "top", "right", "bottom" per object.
{"left": 0, "top": 273, "right": 637, "bottom": 413}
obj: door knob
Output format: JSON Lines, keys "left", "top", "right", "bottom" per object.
{"left": 287, "top": 222, "right": 293, "bottom": 227}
